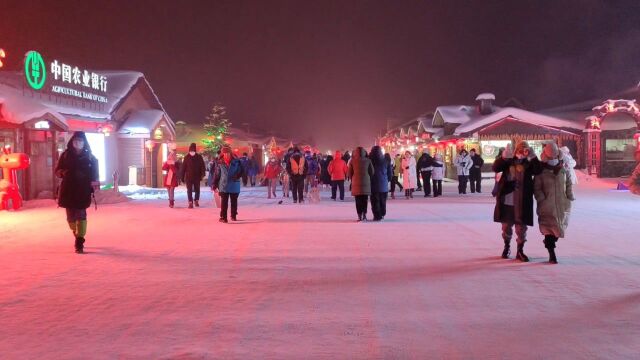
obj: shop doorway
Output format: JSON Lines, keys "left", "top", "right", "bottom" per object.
{"left": 26, "top": 130, "right": 56, "bottom": 199}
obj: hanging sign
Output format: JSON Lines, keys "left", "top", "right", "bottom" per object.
{"left": 24, "top": 50, "right": 108, "bottom": 103}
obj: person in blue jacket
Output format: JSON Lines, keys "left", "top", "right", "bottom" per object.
{"left": 213, "top": 146, "right": 242, "bottom": 223}
{"left": 369, "top": 146, "right": 393, "bottom": 221}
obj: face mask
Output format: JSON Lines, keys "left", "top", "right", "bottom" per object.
{"left": 189, "top": 151, "right": 196, "bottom": 156}
{"left": 72, "top": 140, "right": 84, "bottom": 150}
{"left": 547, "top": 159, "right": 559, "bottom": 166}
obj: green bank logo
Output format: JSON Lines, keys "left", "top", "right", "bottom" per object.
{"left": 25, "top": 51, "right": 46, "bottom": 90}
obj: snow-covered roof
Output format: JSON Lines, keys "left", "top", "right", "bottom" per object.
{"left": 0, "top": 84, "right": 68, "bottom": 130}
{"left": 453, "top": 107, "right": 583, "bottom": 136}
{"left": 433, "top": 105, "right": 496, "bottom": 126}
{"left": 0, "top": 71, "right": 174, "bottom": 132}
{"left": 118, "top": 109, "right": 166, "bottom": 135}
{"left": 476, "top": 93, "right": 496, "bottom": 101}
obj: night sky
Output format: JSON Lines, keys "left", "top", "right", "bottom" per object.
{"left": 2, "top": 0, "right": 640, "bottom": 149}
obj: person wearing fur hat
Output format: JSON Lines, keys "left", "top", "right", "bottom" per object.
{"left": 181, "top": 143, "right": 206, "bottom": 208}
{"left": 212, "top": 146, "right": 242, "bottom": 222}
{"left": 628, "top": 149, "right": 640, "bottom": 196}
{"left": 493, "top": 140, "right": 543, "bottom": 262}
{"left": 431, "top": 153, "right": 445, "bottom": 197}
{"left": 55, "top": 131, "right": 100, "bottom": 253}
{"left": 162, "top": 150, "right": 180, "bottom": 208}
{"left": 534, "top": 142, "right": 575, "bottom": 264}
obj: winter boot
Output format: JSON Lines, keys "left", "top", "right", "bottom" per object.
{"left": 501, "top": 241, "right": 511, "bottom": 259}
{"left": 194, "top": 200, "right": 200, "bottom": 207}
{"left": 219, "top": 217, "right": 228, "bottom": 223}
{"left": 231, "top": 215, "right": 237, "bottom": 221}
{"left": 169, "top": 200, "right": 174, "bottom": 208}
{"left": 188, "top": 201, "right": 194, "bottom": 209}
{"left": 74, "top": 237, "right": 85, "bottom": 254}
{"left": 390, "top": 192, "right": 395, "bottom": 199}
{"left": 544, "top": 236, "right": 558, "bottom": 264}
{"left": 515, "top": 243, "right": 529, "bottom": 262}
{"left": 547, "top": 248, "right": 557, "bottom": 264}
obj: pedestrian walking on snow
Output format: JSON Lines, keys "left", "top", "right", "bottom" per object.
{"left": 390, "top": 153, "right": 404, "bottom": 199}
{"left": 349, "top": 147, "right": 374, "bottom": 221}
{"left": 369, "top": 146, "right": 392, "bottom": 221}
{"left": 401, "top": 151, "right": 417, "bottom": 199}
{"left": 328, "top": 150, "right": 348, "bottom": 201}
{"left": 469, "top": 148, "right": 485, "bottom": 193}
{"left": 212, "top": 146, "right": 242, "bottom": 223}
{"left": 181, "top": 143, "right": 206, "bottom": 208}
{"left": 417, "top": 152, "right": 434, "bottom": 197}
{"left": 263, "top": 156, "right": 282, "bottom": 199}
{"left": 493, "top": 141, "right": 543, "bottom": 262}
{"left": 431, "top": 153, "right": 445, "bottom": 197}
{"left": 55, "top": 131, "right": 100, "bottom": 254}
{"left": 534, "top": 142, "right": 575, "bottom": 264}
{"left": 454, "top": 149, "right": 473, "bottom": 194}
{"left": 162, "top": 150, "right": 180, "bottom": 208}
{"left": 288, "top": 147, "right": 308, "bottom": 203}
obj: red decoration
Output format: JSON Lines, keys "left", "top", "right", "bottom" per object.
{"left": 0, "top": 146, "right": 30, "bottom": 211}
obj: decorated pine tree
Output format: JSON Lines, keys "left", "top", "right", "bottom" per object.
{"left": 202, "top": 103, "right": 231, "bottom": 156}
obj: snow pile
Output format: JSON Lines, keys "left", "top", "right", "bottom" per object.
{"left": 94, "top": 189, "right": 129, "bottom": 204}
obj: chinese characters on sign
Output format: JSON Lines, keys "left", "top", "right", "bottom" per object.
{"left": 50, "top": 60, "right": 108, "bottom": 92}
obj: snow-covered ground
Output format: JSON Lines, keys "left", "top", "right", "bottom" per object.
{"left": 1, "top": 173, "right": 639, "bottom": 359}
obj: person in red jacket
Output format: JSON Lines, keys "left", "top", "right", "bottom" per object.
{"left": 162, "top": 151, "right": 180, "bottom": 208}
{"left": 263, "top": 156, "right": 282, "bottom": 199}
{"left": 328, "top": 150, "right": 349, "bottom": 201}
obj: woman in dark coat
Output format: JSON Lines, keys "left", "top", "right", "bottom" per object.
{"left": 369, "top": 146, "right": 392, "bottom": 221}
{"left": 55, "top": 131, "right": 99, "bottom": 253}
{"left": 493, "top": 141, "right": 542, "bottom": 262}
{"left": 348, "top": 147, "right": 374, "bottom": 221}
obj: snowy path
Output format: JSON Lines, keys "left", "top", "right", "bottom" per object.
{"left": 1, "top": 179, "right": 639, "bottom": 359}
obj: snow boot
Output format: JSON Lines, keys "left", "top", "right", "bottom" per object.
{"left": 195, "top": 200, "right": 200, "bottom": 207}
{"left": 501, "top": 241, "right": 511, "bottom": 259}
{"left": 169, "top": 200, "right": 174, "bottom": 208}
{"left": 74, "top": 237, "right": 85, "bottom": 254}
{"left": 544, "top": 236, "right": 558, "bottom": 264}
{"left": 547, "top": 248, "right": 557, "bottom": 264}
{"left": 188, "top": 201, "right": 194, "bottom": 209}
{"left": 219, "top": 217, "right": 228, "bottom": 223}
{"left": 231, "top": 215, "right": 237, "bottom": 221}
{"left": 390, "top": 193, "right": 395, "bottom": 199}
{"left": 515, "top": 243, "right": 529, "bottom": 262}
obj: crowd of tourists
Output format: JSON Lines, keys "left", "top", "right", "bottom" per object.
{"left": 54, "top": 131, "right": 640, "bottom": 263}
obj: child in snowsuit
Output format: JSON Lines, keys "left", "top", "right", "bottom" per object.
{"left": 534, "top": 142, "right": 575, "bottom": 264}
{"left": 493, "top": 141, "right": 543, "bottom": 262}
{"left": 55, "top": 131, "right": 100, "bottom": 254}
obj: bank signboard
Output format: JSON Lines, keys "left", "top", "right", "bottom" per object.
{"left": 24, "top": 50, "right": 108, "bottom": 103}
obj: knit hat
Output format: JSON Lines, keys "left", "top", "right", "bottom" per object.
{"left": 188, "top": 143, "right": 197, "bottom": 152}
{"left": 514, "top": 141, "right": 529, "bottom": 154}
